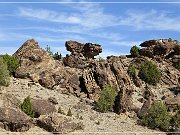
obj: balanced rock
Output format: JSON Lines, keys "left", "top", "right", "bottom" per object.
{"left": 64, "top": 40, "right": 102, "bottom": 68}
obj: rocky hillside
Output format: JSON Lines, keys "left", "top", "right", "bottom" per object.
{"left": 0, "top": 38, "right": 179, "bottom": 134}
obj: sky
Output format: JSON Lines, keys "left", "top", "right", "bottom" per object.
{"left": 0, "top": 0, "right": 180, "bottom": 57}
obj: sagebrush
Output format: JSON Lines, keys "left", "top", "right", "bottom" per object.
{"left": 141, "top": 101, "right": 171, "bottom": 131}
{"left": 130, "top": 45, "right": 140, "bottom": 57}
{"left": 95, "top": 85, "right": 117, "bottom": 113}
{"left": 20, "top": 96, "right": 35, "bottom": 118}
{"left": 127, "top": 64, "right": 136, "bottom": 78}
{"left": 139, "top": 61, "right": 161, "bottom": 85}
{"left": 0, "top": 57, "right": 10, "bottom": 86}
{"left": 2, "top": 54, "right": 19, "bottom": 75}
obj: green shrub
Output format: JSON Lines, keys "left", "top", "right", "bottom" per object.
{"left": 0, "top": 57, "right": 10, "bottom": 86}
{"left": 20, "top": 96, "right": 34, "bottom": 118}
{"left": 97, "top": 57, "right": 105, "bottom": 62}
{"left": 127, "top": 64, "right": 136, "bottom": 78}
{"left": 67, "top": 108, "right": 72, "bottom": 116}
{"left": 139, "top": 61, "right": 161, "bottom": 85}
{"left": 141, "top": 101, "right": 171, "bottom": 131}
{"left": 45, "top": 45, "right": 53, "bottom": 56}
{"left": 173, "top": 60, "right": 180, "bottom": 71}
{"left": 53, "top": 52, "right": 62, "bottom": 60}
{"left": 95, "top": 85, "right": 117, "bottom": 113}
{"left": 2, "top": 54, "right": 19, "bottom": 75}
{"left": 130, "top": 45, "right": 140, "bottom": 57}
{"left": 58, "top": 107, "right": 66, "bottom": 115}
{"left": 170, "top": 106, "right": 180, "bottom": 131}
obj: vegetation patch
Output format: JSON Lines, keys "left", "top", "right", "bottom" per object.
{"left": 67, "top": 108, "right": 73, "bottom": 116}
{"left": 130, "top": 45, "right": 140, "bottom": 57}
{"left": 95, "top": 85, "right": 117, "bottom": 113}
{"left": 0, "top": 57, "right": 10, "bottom": 86}
{"left": 58, "top": 107, "right": 66, "bottom": 115}
{"left": 139, "top": 61, "right": 161, "bottom": 85}
{"left": 2, "top": 54, "right": 19, "bottom": 75}
{"left": 45, "top": 45, "right": 62, "bottom": 60}
{"left": 97, "top": 57, "right": 105, "bottom": 62}
{"left": 173, "top": 60, "right": 180, "bottom": 71}
{"left": 20, "top": 96, "right": 35, "bottom": 118}
{"left": 141, "top": 101, "right": 171, "bottom": 131}
{"left": 127, "top": 64, "right": 136, "bottom": 78}
{"left": 170, "top": 106, "right": 180, "bottom": 132}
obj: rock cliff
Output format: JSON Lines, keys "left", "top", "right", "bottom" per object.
{"left": 13, "top": 38, "right": 180, "bottom": 114}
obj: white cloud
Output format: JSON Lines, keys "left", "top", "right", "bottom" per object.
{"left": 0, "top": 47, "right": 18, "bottom": 55}
{"left": 18, "top": 5, "right": 180, "bottom": 32}
{"left": 120, "top": 9, "right": 180, "bottom": 31}
{"left": 18, "top": 2, "right": 119, "bottom": 29}
{"left": 0, "top": 32, "right": 30, "bottom": 41}
{"left": 111, "top": 41, "right": 142, "bottom": 47}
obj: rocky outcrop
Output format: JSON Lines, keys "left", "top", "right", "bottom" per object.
{"left": 83, "top": 43, "right": 102, "bottom": 58}
{"left": 37, "top": 113, "right": 84, "bottom": 133}
{"left": 13, "top": 38, "right": 180, "bottom": 115}
{"left": 139, "top": 39, "right": 180, "bottom": 59}
{"left": 13, "top": 39, "right": 81, "bottom": 95}
{"left": 13, "top": 39, "right": 134, "bottom": 112}
{"left": 92, "top": 56, "right": 133, "bottom": 112}
{"left": 137, "top": 87, "right": 154, "bottom": 118}
{"left": 158, "top": 61, "right": 180, "bottom": 86}
{"left": 63, "top": 40, "right": 102, "bottom": 68}
{"left": 65, "top": 40, "right": 102, "bottom": 59}
{"left": 63, "top": 54, "right": 86, "bottom": 68}
{"left": 31, "top": 99, "right": 56, "bottom": 118}
{"left": 0, "top": 107, "right": 32, "bottom": 132}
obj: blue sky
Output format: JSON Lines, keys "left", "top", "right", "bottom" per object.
{"left": 0, "top": 0, "right": 180, "bottom": 57}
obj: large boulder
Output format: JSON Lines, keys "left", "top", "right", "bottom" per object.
{"left": 0, "top": 107, "right": 32, "bottom": 132}
{"left": 37, "top": 113, "right": 84, "bottom": 133}
{"left": 31, "top": 99, "right": 56, "bottom": 118}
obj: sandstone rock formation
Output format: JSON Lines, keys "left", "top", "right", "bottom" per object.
{"left": 37, "top": 113, "right": 84, "bottom": 133}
